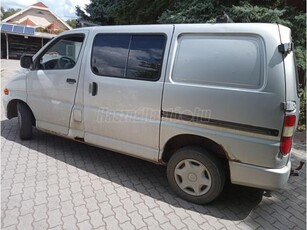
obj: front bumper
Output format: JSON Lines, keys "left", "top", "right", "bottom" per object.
{"left": 2, "top": 94, "right": 10, "bottom": 118}
{"left": 230, "top": 160, "right": 291, "bottom": 190}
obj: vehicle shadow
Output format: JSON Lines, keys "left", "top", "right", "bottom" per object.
{"left": 1, "top": 118, "right": 266, "bottom": 221}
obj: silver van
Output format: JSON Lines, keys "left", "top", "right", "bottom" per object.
{"left": 3, "top": 23, "right": 300, "bottom": 204}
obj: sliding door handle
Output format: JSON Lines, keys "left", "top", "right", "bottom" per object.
{"left": 89, "top": 82, "right": 98, "bottom": 96}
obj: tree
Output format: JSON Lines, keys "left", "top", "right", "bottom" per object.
{"left": 76, "top": 0, "right": 174, "bottom": 25}
{"left": 66, "top": 19, "right": 77, "bottom": 28}
{"left": 76, "top": 3, "right": 111, "bottom": 25}
{"left": 158, "top": 0, "right": 219, "bottom": 23}
{"left": 1, "top": 7, "right": 21, "bottom": 20}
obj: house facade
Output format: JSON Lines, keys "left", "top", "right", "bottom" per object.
{"left": 1, "top": 2, "right": 71, "bottom": 59}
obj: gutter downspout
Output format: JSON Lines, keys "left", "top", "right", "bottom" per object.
{"left": 5, "top": 33, "right": 9, "bottom": 60}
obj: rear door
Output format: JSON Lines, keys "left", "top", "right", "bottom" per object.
{"left": 278, "top": 25, "right": 300, "bottom": 121}
{"left": 83, "top": 26, "right": 173, "bottom": 162}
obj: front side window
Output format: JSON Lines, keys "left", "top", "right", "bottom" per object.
{"left": 38, "top": 34, "right": 84, "bottom": 70}
{"left": 91, "top": 34, "right": 166, "bottom": 81}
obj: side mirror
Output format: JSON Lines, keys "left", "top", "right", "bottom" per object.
{"left": 20, "top": 55, "right": 33, "bottom": 69}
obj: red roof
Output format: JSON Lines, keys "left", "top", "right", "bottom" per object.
{"left": 32, "top": 2, "right": 48, "bottom": 8}
{"left": 20, "top": 18, "right": 36, "bottom": 26}
{"left": 46, "top": 22, "right": 62, "bottom": 30}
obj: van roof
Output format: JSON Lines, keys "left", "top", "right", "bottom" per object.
{"left": 64, "top": 23, "right": 283, "bottom": 34}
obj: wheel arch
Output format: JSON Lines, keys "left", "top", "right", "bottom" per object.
{"left": 161, "top": 134, "right": 229, "bottom": 165}
{"left": 7, "top": 99, "right": 36, "bottom": 125}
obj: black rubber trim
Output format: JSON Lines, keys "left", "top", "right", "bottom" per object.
{"left": 161, "top": 111, "right": 279, "bottom": 137}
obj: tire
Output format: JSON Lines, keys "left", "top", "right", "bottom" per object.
{"left": 167, "top": 146, "right": 225, "bottom": 204}
{"left": 17, "top": 102, "right": 33, "bottom": 140}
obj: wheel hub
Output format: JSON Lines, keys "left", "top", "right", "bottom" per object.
{"left": 188, "top": 173, "right": 197, "bottom": 182}
{"left": 174, "top": 158, "right": 212, "bottom": 196}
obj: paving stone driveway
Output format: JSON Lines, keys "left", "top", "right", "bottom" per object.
{"left": 1, "top": 60, "right": 306, "bottom": 229}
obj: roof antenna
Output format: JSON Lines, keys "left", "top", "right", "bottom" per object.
{"left": 216, "top": 11, "right": 234, "bottom": 23}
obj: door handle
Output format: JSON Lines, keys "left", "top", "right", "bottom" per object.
{"left": 90, "top": 82, "right": 98, "bottom": 96}
{"left": 66, "top": 78, "right": 76, "bottom": 84}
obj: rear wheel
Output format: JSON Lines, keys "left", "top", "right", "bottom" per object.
{"left": 167, "top": 146, "right": 225, "bottom": 204}
{"left": 17, "top": 102, "right": 33, "bottom": 140}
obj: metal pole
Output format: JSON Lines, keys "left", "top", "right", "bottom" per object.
{"left": 5, "top": 33, "right": 9, "bottom": 60}
{"left": 41, "top": 37, "right": 43, "bottom": 47}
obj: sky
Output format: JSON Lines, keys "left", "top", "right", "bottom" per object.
{"left": 1, "top": 0, "right": 90, "bottom": 21}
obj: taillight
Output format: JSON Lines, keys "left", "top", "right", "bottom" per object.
{"left": 280, "top": 115, "right": 296, "bottom": 156}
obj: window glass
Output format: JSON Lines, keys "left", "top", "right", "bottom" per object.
{"left": 39, "top": 35, "right": 84, "bottom": 70}
{"left": 91, "top": 34, "right": 130, "bottom": 77}
{"left": 91, "top": 34, "right": 166, "bottom": 81}
{"left": 126, "top": 35, "right": 166, "bottom": 80}
{"left": 172, "top": 35, "right": 264, "bottom": 88}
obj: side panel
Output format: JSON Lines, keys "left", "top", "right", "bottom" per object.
{"left": 83, "top": 25, "right": 174, "bottom": 162}
{"left": 160, "top": 24, "right": 287, "bottom": 168}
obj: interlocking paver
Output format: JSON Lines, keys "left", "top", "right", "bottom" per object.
{"left": 113, "top": 206, "right": 130, "bottom": 224}
{"left": 89, "top": 210, "right": 105, "bottom": 228}
{"left": 47, "top": 209, "right": 63, "bottom": 228}
{"left": 34, "top": 191, "right": 48, "bottom": 205}
{"left": 199, "top": 222, "right": 217, "bottom": 230}
{"left": 60, "top": 200, "right": 75, "bottom": 217}
{"left": 22, "top": 186, "right": 36, "bottom": 200}
{"left": 33, "top": 204, "right": 48, "bottom": 221}
{"left": 62, "top": 215, "right": 77, "bottom": 229}
{"left": 47, "top": 195, "right": 61, "bottom": 211}
{"left": 149, "top": 207, "right": 168, "bottom": 224}
{"left": 121, "top": 197, "right": 137, "bottom": 214}
{"left": 20, "top": 199, "right": 35, "bottom": 215}
{"left": 17, "top": 214, "right": 34, "bottom": 230}
{"left": 47, "top": 184, "right": 60, "bottom": 197}
{"left": 74, "top": 205, "right": 89, "bottom": 223}
{"left": 104, "top": 215, "right": 120, "bottom": 229}
{"left": 135, "top": 202, "right": 153, "bottom": 219}
{"left": 289, "top": 216, "right": 306, "bottom": 229}
{"left": 59, "top": 188, "right": 72, "bottom": 202}
{"left": 85, "top": 196, "right": 99, "bottom": 212}
{"left": 128, "top": 210, "right": 147, "bottom": 228}
{"left": 119, "top": 221, "right": 135, "bottom": 230}
{"left": 160, "top": 221, "right": 176, "bottom": 230}
{"left": 82, "top": 185, "right": 95, "bottom": 198}
{"left": 33, "top": 218, "right": 49, "bottom": 229}
{"left": 1, "top": 60, "right": 306, "bottom": 230}
{"left": 6, "top": 194, "right": 22, "bottom": 210}
{"left": 72, "top": 192, "right": 86, "bottom": 206}
{"left": 167, "top": 212, "right": 188, "bottom": 229}
{"left": 77, "top": 220, "right": 93, "bottom": 230}
{"left": 2, "top": 207, "right": 20, "bottom": 227}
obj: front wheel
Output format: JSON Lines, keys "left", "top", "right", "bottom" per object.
{"left": 17, "top": 102, "right": 33, "bottom": 140}
{"left": 167, "top": 146, "right": 225, "bottom": 204}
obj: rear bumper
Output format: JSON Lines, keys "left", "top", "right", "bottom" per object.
{"left": 230, "top": 160, "right": 291, "bottom": 190}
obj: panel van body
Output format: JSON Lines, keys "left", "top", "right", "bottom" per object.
{"left": 3, "top": 23, "right": 299, "bottom": 204}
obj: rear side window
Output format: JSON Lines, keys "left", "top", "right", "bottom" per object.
{"left": 92, "top": 34, "right": 130, "bottom": 77}
{"left": 172, "top": 35, "right": 264, "bottom": 89}
{"left": 92, "top": 34, "right": 166, "bottom": 81}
